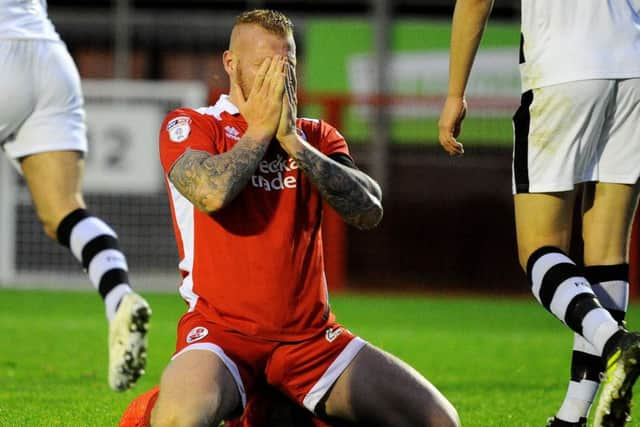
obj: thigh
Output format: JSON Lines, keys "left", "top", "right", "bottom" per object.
{"left": 153, "top": 311, "right": 276, "bottom": 426}
{"left": 173, "top": 311, "right": 275, "bottom": 412}
{"left": 322, "top": 344, "right": 458, "bottom": 426}
{"left": 514, "top": 191, "right": 577, "bottom": 269}
{"left": 582, "top": 181, "right": 640, "bottom": 265}
{"left": 512, "top": 80, "right": 613, "bottom": 194}
{"left": 152, "top": 349, "right": 241, "bottom": 427}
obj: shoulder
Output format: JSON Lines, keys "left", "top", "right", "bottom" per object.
{"left": 162, "top": 108, "right": 207, "bottom": 127}
{"left": 296, "top": 117, "right": 343, "bottom": 140}
{"left": 162, "top": 107, "right": 221, "bottom": 140}
{"left": 297, "top": 117, "right": 346, "bottom": 142}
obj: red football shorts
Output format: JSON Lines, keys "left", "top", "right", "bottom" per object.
{"left": 174, "top": 310, "right": 366, "bottom": 414}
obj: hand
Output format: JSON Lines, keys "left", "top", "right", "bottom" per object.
{"left": 276, "top": 61, "right": 298, "bottom": 144}
{"left": 231, "top": 56, "right": 286, "bottom": 141}
{"left": 438, "top": 95, "right": 467, "bottom": 156}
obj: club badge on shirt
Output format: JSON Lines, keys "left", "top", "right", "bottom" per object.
{"left": 186, "top": 326, "right": 209, "bottom": 344}
{"left": 167, "top": 116, "right": 192, "bottom": 143}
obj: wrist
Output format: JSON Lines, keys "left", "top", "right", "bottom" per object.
{"left": 243, "top": 126, "right": 275, "bottom": 144}
{"left": 447, "top": 94, "right": 465, "bottom": 100}
{"left": 277, "top": 132, "right": 302, "bottom": 148}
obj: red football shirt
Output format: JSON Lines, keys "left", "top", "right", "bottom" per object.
{"left": 159, "top": 95, "right": 351, "bottom": 340}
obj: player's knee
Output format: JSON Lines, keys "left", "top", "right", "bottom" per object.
{"left": 151, "top": 404, "right": 215, "bottom": 427}
{"left": 151, "top": 393, "right": 224, "bottom": 427}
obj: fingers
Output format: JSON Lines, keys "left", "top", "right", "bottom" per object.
{"left": 438, "top": 121, "right": 464, "bottom": 156}
{"left": 438, "top": 97, "right": 467, "bottom": 156}
{"left": 285, "top": 62, "right": 297, "bottom": 107}
{"left": 269, "top": 56, "right": 286, "bottom": 98}
{"left": 247, "top": 56, "right": 273, "bottom": 99}
{"left": 439, "top": 128, "right": 465, "bottom": 156}
{"left": 229, "top": 61, "right": 249, "bottom": 105}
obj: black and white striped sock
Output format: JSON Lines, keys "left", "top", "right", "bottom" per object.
{"left": 555, "top": 264, "right": 629, "bottom": 423}
{"left": 56, "top": 208, "right": 132, "bottom": 321}
{"left": 526, "top": 247, "right": 620, "bottom": 356}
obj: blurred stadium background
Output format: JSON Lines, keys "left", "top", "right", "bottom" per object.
{"left": 0, "top": 0, "right": 638, "bottom": 297}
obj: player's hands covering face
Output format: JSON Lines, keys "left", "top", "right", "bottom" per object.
{"left": 232, "top": 56, "right": 286, "bottom": 140}
{"left": 276, "top": 60, "right": 298, "bottom": 143}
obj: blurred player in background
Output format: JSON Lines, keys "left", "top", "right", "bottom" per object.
{"left": 0, "top": 0, "right": 151, "bottom": 391}
{"left": 438, "top": 1, "right": 640, "bottom": 426}
{"left": 120, "top": 9, "right": 459, "bottom": 427}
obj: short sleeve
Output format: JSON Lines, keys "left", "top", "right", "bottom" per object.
{"left": 158, "top": 108, "right": 219, "bottom": 174}
{"left": 309, "top": 119, "right": 351, "bottom": 158}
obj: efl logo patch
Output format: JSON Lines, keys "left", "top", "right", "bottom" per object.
{"left": 167, "top": 116, "right": 191, "bottom": 143}
{"left": 325, "top": 326, "right": 343, "bottom": 343}
{"left": 186, "top": 326, "right": 209, "bottom": 344}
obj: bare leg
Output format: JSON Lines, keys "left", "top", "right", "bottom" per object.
{"left": 152, "top": 350, "right": 242, "bottom": 427}
{"left": 322, "top": 344, "right": 459, "bottom": 427}
{"left": 21, "top": 149, "right": 151, "bottom": 392}
{"left": 513, "top": 191, "right": 576, "bottom": 270}
{"left": 20, "top": 150, "right": 85, "bottom": 238}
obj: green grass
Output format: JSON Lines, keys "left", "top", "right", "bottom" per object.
{"left": 1, "top": 289, "right": 638, "bottom": 426}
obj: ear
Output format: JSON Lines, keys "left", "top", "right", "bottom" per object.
{"left": 222, "top": 50, "right": 235, "bottom": 76}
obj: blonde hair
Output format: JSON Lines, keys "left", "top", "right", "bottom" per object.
{"left": 234, "top": 9, "right": 293, "bottom": 37}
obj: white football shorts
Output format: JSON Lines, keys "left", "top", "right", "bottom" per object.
{"left": 0, "top": 39, "right": 87, "bottom": 168}
{"left": 512, "top": 78, "right": 640, "bottom": 194}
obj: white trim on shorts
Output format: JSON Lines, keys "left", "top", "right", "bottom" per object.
{"left": 302, "top": 337, "right": 367, "bottom": 412}
{"left": 172, "top": 342, "right": 247, "bottom": 408}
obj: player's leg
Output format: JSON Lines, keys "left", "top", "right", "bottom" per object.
{"left": 512, "top": 81, "right": 640, "bottom": 427}
{"left": 514, "top": 191, "right": 575, "bottom": 268}
{"left": 584, "top": 79, "right": 640, "bottom": 426}
{"left": 550, "top": 253, "right": 629, "bottom": 426}
{"left": 319, "top": 343, "right": 459, "bottom": 426}
{"left": 151, "top": 349, "right": 242, "bottom": 427}
{"left": 514, "top": 191, "right": 623, "bottom": 360}
{"left": 151, "top": 312, "right": 258, "bottom": 427}
{"left": 516, "top": 189, "right": 640, "bottom": 427}
{"left": 270, "top": 327, "right": 457, "bottom": 427}
{"left": 20, "top": 150, "right": 151, "bottom": 391}
{"left": 9, "top": 40, "right": 151, "bottom": 391}
{"left": 546, "top": 252, "right": 628, "bottom": 425}
{"left": 579, "top": 183, "right": 636, "bottom": 427}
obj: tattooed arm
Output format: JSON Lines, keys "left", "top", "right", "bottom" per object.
{"left": 276, "top": 61, "right": 382, "bottom": 229}
{"left": 168, "top": 135, "right": 271, "bottom": 213}
{"left": 168, "top": 55, "right": 287, "bottom": 214}
{"left": 281, "top": 135, "right": 382, "bottom": 229}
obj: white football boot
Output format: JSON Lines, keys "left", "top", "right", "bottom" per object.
{"left": 108, "top": 292, "right": 151, "bottom": 391}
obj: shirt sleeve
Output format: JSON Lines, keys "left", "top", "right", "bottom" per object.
{"left": 318, "top": 120, "right": 351, "bottom": 158}
{"left": 158, "top": 108, "right": 219, "bottom": 175}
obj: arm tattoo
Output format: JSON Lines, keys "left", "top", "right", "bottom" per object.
{"left": 169, "top": 136, "right": 270, "bottom": 213}
{"left": 294, "top": 146, "right": 383, "bottom": 230}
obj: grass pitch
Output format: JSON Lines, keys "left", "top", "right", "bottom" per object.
{"left": 1, "top": 288, "right": 637, "bottom": 427}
